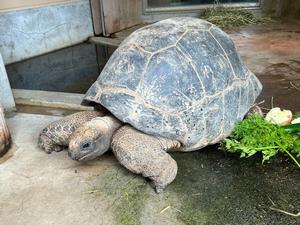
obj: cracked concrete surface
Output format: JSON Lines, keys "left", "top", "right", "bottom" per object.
{"left": 0, "top": 113, "right": 118, "bottom": 225}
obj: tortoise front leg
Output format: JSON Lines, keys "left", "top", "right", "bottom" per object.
{"left": 38, "top": 111, "right": 104, "bottom": 153}
{"left": 111, "top": 125, "right": 181, "bottom": 193}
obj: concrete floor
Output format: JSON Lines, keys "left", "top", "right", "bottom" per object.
{"left": 230, "top": 19, "right": 300, "bottom": 112}
{"left": 1, "top": 20, "right": 300, "bottom": 225}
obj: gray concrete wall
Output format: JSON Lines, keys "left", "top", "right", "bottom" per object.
{"left": 0, "top": 0, "right": 94, "bottom": 65}
{"left": 0, "top": 53, "right": 15, "bottom": 111}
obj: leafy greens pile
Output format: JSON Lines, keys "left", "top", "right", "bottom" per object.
{"left": 223, "top": 115, "right": 300, "bottom": 167}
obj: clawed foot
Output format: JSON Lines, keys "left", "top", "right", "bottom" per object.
{"left": 51, "top": 145, "right": 64, "bottom": 153}
{"left": 150, "top": 181, "right": 166, "bottom": 194}
{"left": 38, "top": 134, "right": 64, "bottom": 154}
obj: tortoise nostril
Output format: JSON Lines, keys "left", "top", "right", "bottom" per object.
{"left": 68, "top": 151, "right": 78, "bottom": 160}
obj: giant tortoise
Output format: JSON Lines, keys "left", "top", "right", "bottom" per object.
{"left": 39, "top": 17, "right": 262, "bottom": 192}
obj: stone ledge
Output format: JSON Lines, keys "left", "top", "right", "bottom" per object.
{"left": 12, "top": 89, "right": 93, "bottom": 111}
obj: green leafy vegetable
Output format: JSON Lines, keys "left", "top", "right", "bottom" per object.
{"left": 223, "top": 115, "right": 300, "bottom": 167}
{"left": 283, "top": 123, "right": 300, "bottom": 158}
{"left": 283, "top": 123, "right": 300, "bottom": 136}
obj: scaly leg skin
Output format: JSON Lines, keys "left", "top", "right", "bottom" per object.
{"left": 38, "top": 111, "right": 104, "bottom": 153}
{"left": 111, "top": 125, "right": 181, "bottom": 193}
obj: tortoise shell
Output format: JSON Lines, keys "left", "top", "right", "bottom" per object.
{"left": 84, "top": 17, "right": 262, "bottom": 151}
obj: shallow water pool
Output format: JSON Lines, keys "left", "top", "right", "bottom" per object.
{"left": 6, "top": 43, "right": 116, "bottom": 93}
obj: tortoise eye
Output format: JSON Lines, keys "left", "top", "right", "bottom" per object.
{"left": 80, "top": 141, "right": 95, "bottom": 151}
{"left": 82, "top": 143, "right": 90, "bottom": 149}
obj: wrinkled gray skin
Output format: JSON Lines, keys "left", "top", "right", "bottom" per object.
{"left": 40, "top": 17, "right": 262, "bottom": 193}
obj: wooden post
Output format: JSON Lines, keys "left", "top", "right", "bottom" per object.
{"left": 0, "top": 104, "right": 10, "bottom": 157}
{"left": 90, "top": 0, "right": 103, "bottom": 35}
{"left": 101, "top": 0, "right": 142, "bottom": 35}
{"left": 275, "top": 0, "right": 285, "bottom": 17}
{"left": 0, "top": 52, "right": 15, "bottom": 111}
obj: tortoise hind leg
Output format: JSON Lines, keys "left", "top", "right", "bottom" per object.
{"left": 111, "top": 125, "right": 181, "bottom": 193}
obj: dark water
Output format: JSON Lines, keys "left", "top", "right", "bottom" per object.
{"left": 6, "top": 43, "right": 116, "bottom": 94}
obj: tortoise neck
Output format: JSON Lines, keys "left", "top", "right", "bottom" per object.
{"left": 86, "top": 115, "right": 122, "bottom": 155}
{"left": 100, "top": 115, "right": 122, "bottom": 134}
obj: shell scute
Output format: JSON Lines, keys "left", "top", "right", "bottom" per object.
{"left": 126, "top": 22, "right": 185, "bottom": 53}
{"left": 138, "top": 47, "right": 204, "bottom": 112}
{"left": 177, "top": 30, "right": 234, "bottom": 95}
{"left": 99, "top": 44, "right": 150, "bottom": 91}
{"left": 210, "top": 26, "right": 247, "bottom": 79}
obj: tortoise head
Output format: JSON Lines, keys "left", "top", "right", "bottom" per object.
{"left": 68, "top": 116, "right": 121, "bottom": 161}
